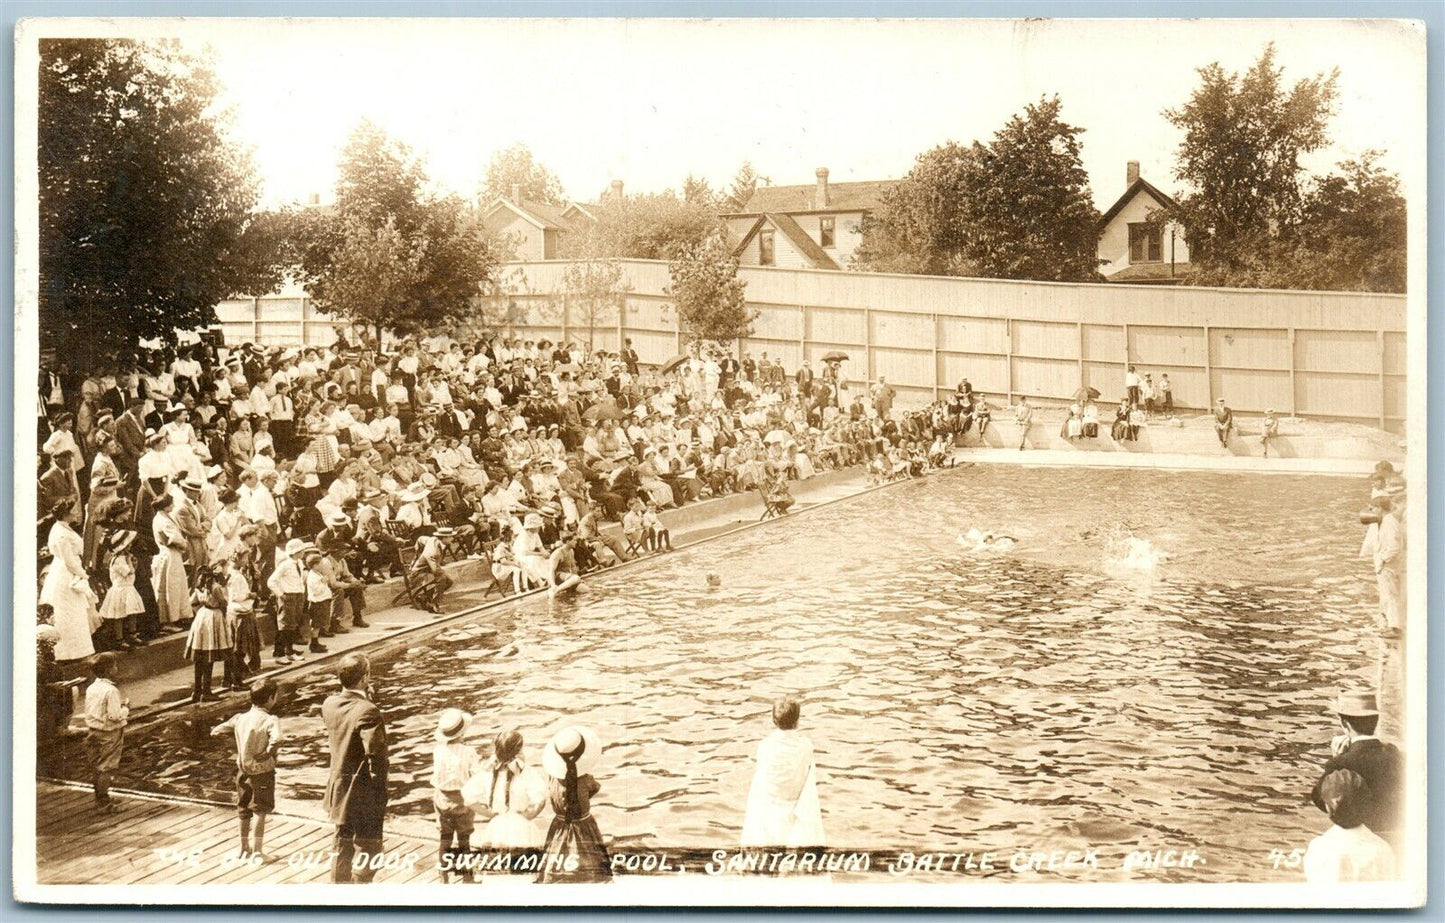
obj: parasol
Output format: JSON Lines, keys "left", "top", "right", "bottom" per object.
{"left": 582, "top": 403, "right": 624, "bottom": 423}
{"left": 1073, "top": 386, "right": 1101, "bottom": 402}
{"left": 822, "top": 350, "right": 849, "bottom": 363}
{"left": 660, "top": 354, "right": 690, "bottom": 375}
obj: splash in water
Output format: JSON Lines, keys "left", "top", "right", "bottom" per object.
{"left": 958, "top": 528, "right": 1017, "bottom": 553}
{"left": 1108, "top": 535, "right": 1169, "bottom": 571}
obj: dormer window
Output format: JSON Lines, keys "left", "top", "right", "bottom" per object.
{"left": 819, "top": 217, "right": 835, "bottom": 249}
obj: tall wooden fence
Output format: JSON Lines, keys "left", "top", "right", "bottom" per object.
{"left": 216, "top": 259, "right": 1408, "bottom": 431}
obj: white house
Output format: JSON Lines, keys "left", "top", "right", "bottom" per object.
{"left": 481, "top": 184, "right": 596, "bottom": 261}
{"left": 1097, "top": 161, "right": 1192, "bottom": 284}
{"left": 724, "top": 168, "right": 895, "bottom": 270}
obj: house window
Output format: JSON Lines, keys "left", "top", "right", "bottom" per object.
{"left": 759, "top": 230, "right": 775, "bottom": 266}
{"left": 1129, "top": 223, "right": 1163, "bottom": 263}
{"left": 819, "top": 217, "right": 836, "bottom": 248}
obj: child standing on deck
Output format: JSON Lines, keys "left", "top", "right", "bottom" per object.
{"left": 211, "top": 677, "right": 281, "bottom": 861}
{"left": 186, "top": 579, "right": 232, "bottom": 703}
{"left": 84, "top": 652, "right": 129, "bottom": 813}
{"left": 226, "top": 549, "right": 262, "bottom": 684}
{"left": 643, "top": 504, "right": 671, "bottom": 551}
{"left": 432, "top": 708, "right": 480, "bottom": 882}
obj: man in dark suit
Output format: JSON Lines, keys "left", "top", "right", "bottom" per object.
{"left": 1311, "top": 691, "right": 1403, "bottom": 848}
{"left": 621, "top": 338, "right": 640, "bottom": 376}
{"left": 795, "top": 360, "right": 814, "bottom": 394}
{"left": 323, "top": 653, "right": 389, "bottom": 883}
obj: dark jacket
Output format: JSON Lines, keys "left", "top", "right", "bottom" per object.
{"left": 322, "top": 689, "right": 389, "bottom": 827}
{"left": 1311, "top": 737, "right": 1404, "bottom": 833}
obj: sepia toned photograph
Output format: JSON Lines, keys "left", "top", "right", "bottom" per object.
{"left": 11, "top": 14, "right": 1428, "bottom": 908}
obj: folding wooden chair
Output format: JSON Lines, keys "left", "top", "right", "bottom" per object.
{"left": 392, "top": 543, "right": 439, "bottom": 611}
{"left": 759, "top": 489, "right": 783, "bottom": 521}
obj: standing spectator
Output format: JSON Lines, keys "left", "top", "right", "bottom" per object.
{"left": 38, "top": 447, "right": 80, "bottom": 533}
{"left": 871, "top": 376, "right": 897, "bottom": 420}
{"left": 741, "top": 696, "right": 824, "bottom": 848}
{"left": 1371, "top": 488, "right": 1405, "bottom": 638}
{"left": 1212, "top": 398, "right": 1234, "bottom": 448}
{"left": 151, "top": 493, "right": 193, "bottom": 632}
{"left": 322, "top": 652, "right": 389, "bottom": 884}
{"left": 184, "top": 579, "right": 231, "bottom": 703}
{"left": 211, "top": 678, "right": 282, "bottom": 862}
{"left": 1260, "top": 408, "right": 1280, "bottom": 458}
{"left": 1141, "top": 373, "right": 1156, "bottom": 415}
{"left": 430, "top": 708, "right": 480, "bottom": 883}
{"left": 84, "top": 652, "right": 129, "bottom": 814}
{"left": 1125, "top": 365, "right": 1141, "bottom": 406}
{"left": 1304, "top": 769, "right": 1397, "bottom": 882}
{"left": 537, "top": 725, "right": 611, "bottom": 883}
{"left": 1311, "top": 691, "right": 1404, "bottom": 853}
{"left": 1157, "top": 373, "right": 1174, "bottom": 416}
{"left": 1013, "top": 398, "right": 1033, "bottom": 451}
{"left": 40, "top": 500, "right": 98, "bottom": 662}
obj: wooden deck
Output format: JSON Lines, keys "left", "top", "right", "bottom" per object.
{"left": 35, "top": 782, "right": 441, "bottom": 886}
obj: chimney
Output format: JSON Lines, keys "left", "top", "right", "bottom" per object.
{"left": 510, "top": 183, "right": 522, "bottom": 206}
{"left": 814, "top": 167, "right": 829, "bottom": 209}
{"left": 610, "top": 179, "right": 624, "bottom": 200}
{"left": 1126, "top": 161, "right": 1140, "bottom": 187}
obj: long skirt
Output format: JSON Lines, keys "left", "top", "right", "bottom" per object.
{"left": 152, "top": 547, "right": 192, "bottom": 625}
{"left": 536, "top": 815, "right": 611, "bottom": 883}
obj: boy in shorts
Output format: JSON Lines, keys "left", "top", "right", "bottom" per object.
{"left": 211, "top": 678, "right": 282, "bottom": 860}
{"left": 84, "top": 652, "right": 129, "bottom": 813}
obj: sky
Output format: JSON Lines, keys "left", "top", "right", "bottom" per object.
{"left": 153, "top": 17, "right": 1427, "bottom": 211}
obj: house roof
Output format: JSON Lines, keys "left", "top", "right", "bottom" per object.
{"left": 732, "top": 214, "right": 841, "bottom": 270}
{"left": 483, "top": 198, "right": 571, "bottom": 231}
{"left": 561, "top": 202, "right": 599, "bottom": 223}
{"left": 729, "top": 179, "right": 897, "bottom": 216}
{"left": 1105, "top": 261, "right": 1195, "bottom": 284}
{"left": 1098, "top": 178, "right": 1179, "bottom": 227}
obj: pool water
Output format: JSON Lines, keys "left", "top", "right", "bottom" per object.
{"left": 83, "top": 466, "right": 1390, "bottom": 883}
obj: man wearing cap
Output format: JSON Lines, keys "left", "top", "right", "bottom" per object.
{"left": 322, "top": 652, "right": 389, "bottom": 883}
{"left": 1311, "top": 691, "right": 1404, "bottom": 852}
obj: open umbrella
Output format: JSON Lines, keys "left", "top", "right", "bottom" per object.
{"left": 822, "top": 350, "right": 849, "bottom": 363}
{"left": 1073, "top": 386, "right": 1101, "bottom": 402}
{"left": 660, "top": 354, "right": 689, "bottom": 375}
{"left": 582, "top": 403, "right": 624, "bottom": 423}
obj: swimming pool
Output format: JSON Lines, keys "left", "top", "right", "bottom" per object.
{"left": 85, "top": 465, "right": 1385, "bottom": 882}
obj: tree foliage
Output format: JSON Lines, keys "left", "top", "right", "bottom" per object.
{"left": 682, "top": 174, "right": 719, "bottom": 209}
{"left": 563, "top": 191, "right": 721, "bottom": 260}
{"left": 1164, "top": 44, "right": 1340, "bottom": 271}
{"left": 294, "top": 121, "right": 499, "bottom": 340}
{"left": 853, "top": 96, "right": 1101, "bottom": 281}
{"left": 38, "top": 38, "right": 287, "bottom": 363}
{"left": 480, "top": 141, "right": 568, "bottom": 206}
{"left": 665, "top": 228, "right": 754, "bottom": 345}
{"left": 554, "top": 258, "right": 634, "bottom": 351}
{"left": 724, "top": 161, "right": 766, "bottom": 212}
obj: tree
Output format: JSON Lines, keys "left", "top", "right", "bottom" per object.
{"left": 853, "top": 96, "right": 1101, "bottom": 281}
{"left": 295, "top": 122, "right": 499, "bottom": 343}
{"left": 38, "top": 38, "right": 287, "bottom": 363}
{"left": 1164, "top": 44, "right": 1339, "bottom": 271}
{"left": 682, "top": 174, "right": 719, "bottom": 209}
{"left": 724, "top": 161, "right": 767, "bottom": 212}
{"left": 665, "top": 228, "right": 754, "bottom": 346}
{"left": 480, "top": 142, "right": 568, "bottom": 206}
{"left": 553, "top": 258, "right": 634, "bottom": 352}
{"left": 562, "top": 191, "right": 721, "bottom": 260}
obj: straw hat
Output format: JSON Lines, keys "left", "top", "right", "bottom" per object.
{"left": 523, "top": 513, "right": 544, "bottom": 531}
{"left": 325, "top": 510, "right": 351, "bottom": 528}
{"left": 1333, "top": 690, "right": 1380, "bottom": 717}
{"left": 180, "top": 473, "right": 204, "bottom": 492}
{"left": 399, "top": 482, "right": 428, "bottom": 503}
{"left": 541, "top": 725, "right": 601, "bottom": 779}
{"left": 284, "top": 538, "right": 312, "bottom": 558}
{"left": 434, "top": 708, "right": 473, "bottom": 743}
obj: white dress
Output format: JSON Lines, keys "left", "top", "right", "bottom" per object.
{"left": 464, "top": 758, "right": 548, "bottom": 849}
{"left": 163, "top": 421, "right": 201, "bottom": 478}
{"left": 1303, "top": 824, "right": 1396, "bottom": 882}
{"left": 40, "top": 521, "right": 97, "bottom": 661}
{"left": 740, "top": 729, "right": 825, "bottom": 847}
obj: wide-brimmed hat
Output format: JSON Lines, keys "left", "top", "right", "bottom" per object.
{"left": 541, "top": 725, "right": 601, "bottom": 779}
{"left": 325, "top": 510, "right": 351, "bottom": 527}
{"left": 399, "top": 482, "right": 428, "bottom": 503}
{"left": 145, "top": 429, "right": 165, "bottom": 446}
{"left": 284, "top": 538, "right": 311, "bottom": 557}
{"left": 1333, "top": 690, "right": 1380, "bottom": 717}
{"left": 180, "top": 474, "right": 204, "bottom": 492}
{"left": 434, "top": 708, "right": 473, "bottom": 742}
{"left": 105, "top": 528, "right": 138, "bottom": 555}
{"left": 205, "top": 464, "right": 224, "bottom": 480}
{"left": 523, "top": 513, "right": 544, "bottom": 531}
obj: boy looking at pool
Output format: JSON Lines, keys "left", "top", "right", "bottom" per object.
{"left": 84, "top": 652, "right": 129, "bottom": 814}
{"left": 211, "top": 677, "right": 282, "bottom": 861}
